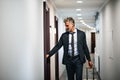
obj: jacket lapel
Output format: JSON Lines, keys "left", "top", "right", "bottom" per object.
{"left": 66, "top": 32, "right": 69, "bottom": 46}
{"left": 77, "top": 29, "right": 80, "bottom": 41}
{"left": 77, "top": 29, "right": 82, "bottom": 45}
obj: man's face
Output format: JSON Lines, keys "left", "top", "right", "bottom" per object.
{"left": 65, "top": 21, "right": 74, "bottom": 32}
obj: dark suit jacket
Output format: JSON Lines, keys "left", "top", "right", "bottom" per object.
{"left": 48, "top": 29, "right": 91, "bottom": 64}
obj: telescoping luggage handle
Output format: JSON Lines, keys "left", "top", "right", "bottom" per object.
{"left": 86, "top": 66, "right": 95, "bottom": 80}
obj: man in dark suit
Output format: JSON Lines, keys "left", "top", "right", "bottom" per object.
{"left": 46, "top": 17, "right": 93, "bottom": 80}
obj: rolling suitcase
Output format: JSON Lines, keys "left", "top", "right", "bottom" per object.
{"left": 86, "top": 67, "right": 95, "bottom": 80}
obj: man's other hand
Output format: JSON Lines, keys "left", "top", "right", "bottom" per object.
{"left": 88, "top": 61, "right": 93, "bottom": 69}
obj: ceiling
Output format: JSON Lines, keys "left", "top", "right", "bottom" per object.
{"left": 51, "top": 0, "right": 107, "bottom": 30}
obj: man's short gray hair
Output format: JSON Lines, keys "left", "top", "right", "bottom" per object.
{"left": 64, "top": 17, "right": 75, "bottom": 26}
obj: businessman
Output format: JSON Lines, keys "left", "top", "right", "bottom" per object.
{"left": 46, "top": 17, "right": 93, "bottom": 80}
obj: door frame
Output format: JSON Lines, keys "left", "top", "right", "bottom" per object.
{"left": 91, "top": 32, "right": 96, "bottom": 53}
{"left": 54, "top": 16, "right": 59, "bottom": 80}
{"left": 43, "top": 2, "right": 51, "bottom": 80}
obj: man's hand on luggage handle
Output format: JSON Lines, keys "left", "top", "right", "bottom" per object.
{"left": 88, "top": 61, "right": 93, "bottom": 69}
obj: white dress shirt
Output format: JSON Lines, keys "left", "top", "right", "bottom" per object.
{"left": 68, "top": 28, "right": 78, "bottom": 56}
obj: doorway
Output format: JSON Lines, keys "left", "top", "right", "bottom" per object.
{"left": 91, "top": 32, "right": 96, "bottom": 53}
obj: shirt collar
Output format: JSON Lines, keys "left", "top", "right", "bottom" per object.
{"left": 69, "top": 28, "right": 77, "bottom": 34}
{"left": 74, "top": 28, "right": 77, "bottom": 33}
{"left": 73, "top": 28, "right": 77, "bottom": 33}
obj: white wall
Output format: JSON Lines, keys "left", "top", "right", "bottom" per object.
{"left": 112, "top": 0, "right": 120, "bottom": 78}
{"left": 47, "top": 0, "right": 56, "bottom": 80}
{"left": 58, "top": 17, "right": 66, "bottom": 78}
{"left": 95, "top": 0, "right": 120, "bottom": 79}
{"left": 0, "top": 0, "right": 44, "bottom": 80}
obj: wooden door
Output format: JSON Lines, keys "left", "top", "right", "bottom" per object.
{"left": 91, "top": 32, "right": 96, "bottom": 53}
{"left": 54, "top": 16, "right": 59, "bottom": 80}
{"left": 43, "top": 2, "right": 51, "bottom": 80}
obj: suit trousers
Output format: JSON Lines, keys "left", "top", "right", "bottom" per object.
{"left": 66, "top": 56, "right": 83, "bottom": 80}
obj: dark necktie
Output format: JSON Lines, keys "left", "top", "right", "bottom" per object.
{"left": 71, "top": 33, "right": 74, "bottom": 56}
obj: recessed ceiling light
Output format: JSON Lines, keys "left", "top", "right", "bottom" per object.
{"left": 76, "top": 1, "right": 83, "bottom": 3}
{"left": 76, "top": 9, "right": 81, "bottom": 11}
{"left": 80, "top": 20, "right": 84, "bottom": 23}
{"left": 77, "top": 14, "right": 82, "bottom": 16}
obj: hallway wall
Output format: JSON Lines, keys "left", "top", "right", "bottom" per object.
{"left": 111, "top": 0, "right": 120, "bottom": 78}
{"left": 0, "top": 0, "right": 44, "bottom": 80}
{"left": 95, "top": 0, "right": 120, "bottom": 79}
{"left": 45, "top": 1, "right": 68, "bottom": 79}
{"left": 58, "top": 17, "right": 66, "bottom": 78}
{"left": 47, "top": 0, "right": 56, "bottom": 80}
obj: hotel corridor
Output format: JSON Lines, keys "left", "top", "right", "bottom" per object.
{"left": 0, "top": 0, "right": 120, "bottom": 80}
